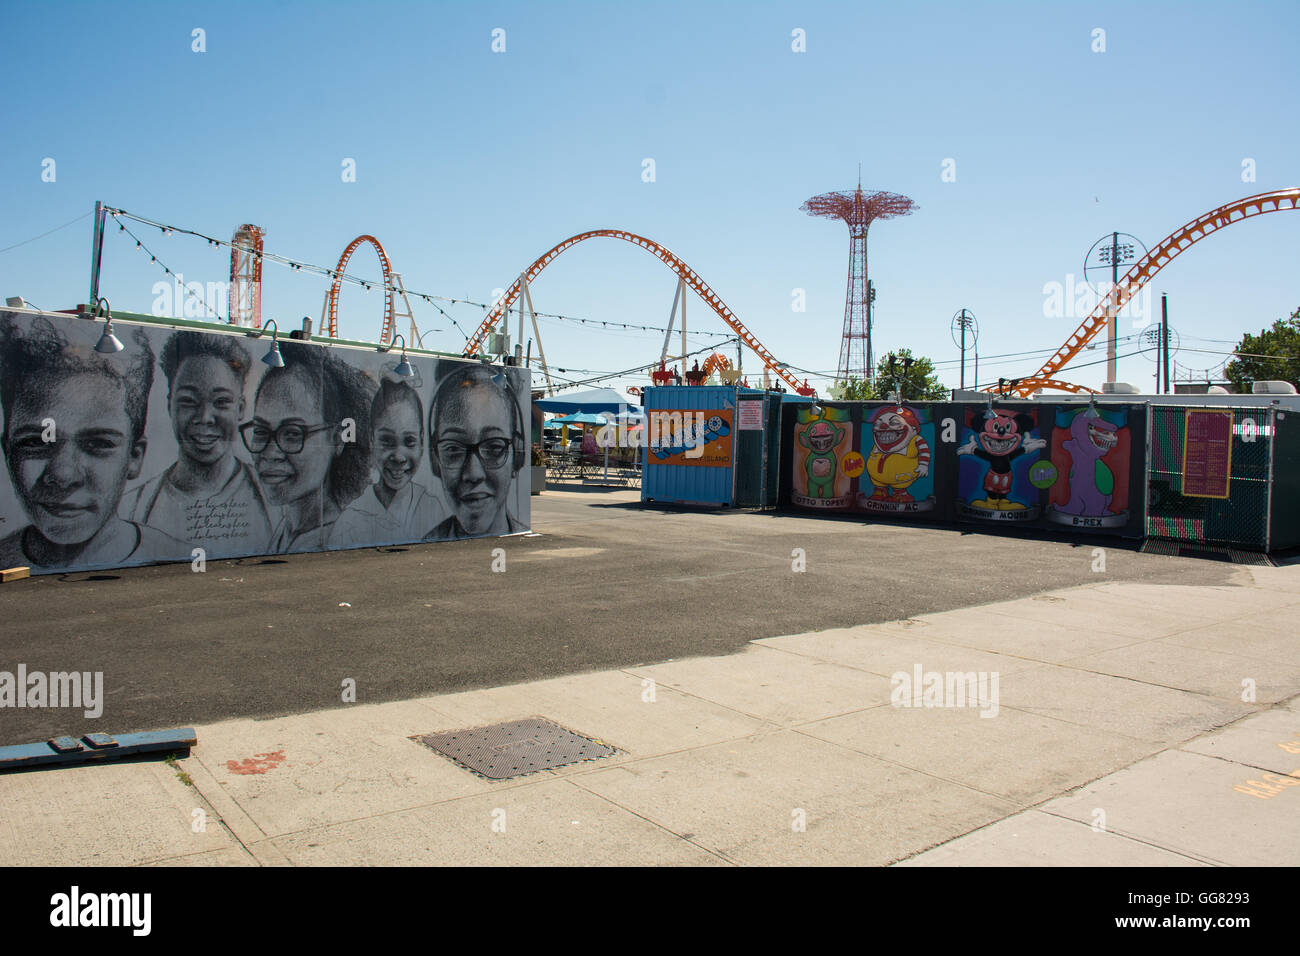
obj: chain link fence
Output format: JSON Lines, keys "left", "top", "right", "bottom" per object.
{"left": 1146, "top": 404, "right": 1274, "bottom": 549}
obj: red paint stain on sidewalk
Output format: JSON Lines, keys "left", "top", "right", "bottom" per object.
{"left": 226, "top": 750, "right": 287, "bottom": 775}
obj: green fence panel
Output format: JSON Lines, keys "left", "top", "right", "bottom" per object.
{"left": 1146, "top": 405, "right": 1272, "bottom": 549}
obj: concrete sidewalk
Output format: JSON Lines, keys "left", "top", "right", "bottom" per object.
{"left": 2, "top": 565, "right": 1297, "bottom": 866}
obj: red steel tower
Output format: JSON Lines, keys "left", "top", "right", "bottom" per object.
{"left": 229, "top": 224, "right": 265, "bottom": 328}
{"left": 801, "top": 183, "right": 916, "bottom": 383}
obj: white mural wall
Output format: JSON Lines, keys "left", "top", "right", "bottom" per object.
{"left": 0, "top": 310, "right": 530, "bottom": 574}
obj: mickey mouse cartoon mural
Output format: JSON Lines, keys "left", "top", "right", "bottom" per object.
{"left": 956, "top": 407, "right": 1046, "bottom": 520}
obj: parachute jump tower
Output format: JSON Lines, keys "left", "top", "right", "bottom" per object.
{"left": 802, "top": 182, "right": 916, "bottom": 384}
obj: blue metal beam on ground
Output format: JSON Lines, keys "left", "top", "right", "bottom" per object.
{"left": 0, "top": 728, "right": 197, "bottom": 772}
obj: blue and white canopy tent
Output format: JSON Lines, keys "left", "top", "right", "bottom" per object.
{"left": 538, "top": 391, "right": 643, "bottom": 482}
{"left": 535, "top": 388, "right": 643, "bottom": 416}
{"left": 545, "top": 412, "right": 610, "bottom": 427}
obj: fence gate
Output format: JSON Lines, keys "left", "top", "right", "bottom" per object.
{"left": 733, "top": 393, "right": 781, "bottom": 508}
{"left": 1146, "top": 404, "right": 1275, "bottom": 550}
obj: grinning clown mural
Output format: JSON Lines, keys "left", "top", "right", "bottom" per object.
{"left": 857, "top": 404, "right": 935, "bottom": 513}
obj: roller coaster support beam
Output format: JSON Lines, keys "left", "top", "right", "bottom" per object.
{"left": 518, "top": 277, "right": 553, "bottom": 396}
{"left": 680, "top": 276, "right": 687, "bottom": 368}
{"left": 660, "top": 278, "right": 683, "bottom": 367}
{"left": 390, "top": 273, "right": 419, "bottom": 348}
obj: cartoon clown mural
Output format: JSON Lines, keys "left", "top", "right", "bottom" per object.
{"left": 1046, "top": 405, "right": 1131, "bottom": 528}
{"left": 791, "top": 405, "right": 853, "bottom": 509}
{"left": 955, "top": 406, "right": 1046, "bottom": 521}
{"left": 857, "top": 405, "right": 935, "bottom": 513}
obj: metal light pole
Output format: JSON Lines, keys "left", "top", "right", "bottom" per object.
{"left": 1161, "top": 294, "right": 1170, "bottom": 394}
{"left": 1142, "top": 302, "right": 1178, "bottom": 394}
{"left": 88, "top": 200, "right": 106, "bottom": 307}
{"left": 950, "top": 309, "right": 978, "bottom": 390}
{"left": 1085, "top": 231, "right": 1144, "bottom": 385}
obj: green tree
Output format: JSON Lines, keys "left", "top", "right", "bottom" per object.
{"left": 1225, "top": 307, "right": 1300, "bottom": 392}
{"left": 834, "top": 348, "right": 948, "bottom": 401}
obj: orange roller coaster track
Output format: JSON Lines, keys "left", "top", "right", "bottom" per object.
{"left": 990, "top": 188, "right": 1300, "bottom": 396}
{"left": 326, "top": 235, "right": 396, "bottom": 343}
{"left": 462, "top": 229, "right": 806, "bottom": 392}
{"left": 701, "top": 353, "right": 732, "bottom": 377}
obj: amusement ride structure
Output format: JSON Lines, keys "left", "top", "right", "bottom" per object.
{"left": 989, "top": 187, "right": 1300, "bottom": 396}
{"left": 89, "top": 185, "right": 1297, "bottom": 402}
{"left": 322, "top": 234, "right": 419, "bottom": 347}
{"left": 801, "top": 183, "right": 917, "bottom": 384}
{"left": 460, "top": 229, "right": 815, "bottom": 395}
{"left": 228, "top": 224, "right": 264, "bottom": 328}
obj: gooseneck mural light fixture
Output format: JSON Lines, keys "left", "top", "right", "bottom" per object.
{"left": 378, "top": 333, "right": 415, "bottom": 378}
{"left": 258, "top": 319, "right": 285, "bottom": 368}
{"left": 91, "top": 297, "right": 124, "bottom": 353}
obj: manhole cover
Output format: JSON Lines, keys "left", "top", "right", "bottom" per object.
{"left": 412, "top": 717, "right": 616, "bottom": 780}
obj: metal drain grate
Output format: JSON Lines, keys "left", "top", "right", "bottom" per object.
{"left": 1141, "top": 538, "right": 1274, "bottom": 566}
{"left": 412, "top": 717, "right": 616, "bottom": 780}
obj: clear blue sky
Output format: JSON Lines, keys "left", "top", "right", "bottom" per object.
{"left": 2, "top": 0, "right": 1297, "bottom": 394}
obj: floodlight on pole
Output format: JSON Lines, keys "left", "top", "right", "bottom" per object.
{"left": 91, "top": 297, "right": 124, "bottom": 353}
{"left": 379, "top": 332, "right": 415, "bottom": 378}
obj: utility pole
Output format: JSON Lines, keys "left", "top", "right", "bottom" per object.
{"left": 1107, "top": 231, "right": 1119, "bottom": 384}
{"left": 951, "top": 309, "right": 977, "bottom": 390}
{"left": 1161, "top": 294, "right": 1170, "bottom": 394}
{"left": 1085, "top": 230, "right": 1143, "bottom": 386}
{"left": 88, "top": 200, "right": 106, "bottom": 307}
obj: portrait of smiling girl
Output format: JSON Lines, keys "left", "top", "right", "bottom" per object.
{"left": 328, "top": 377, "right": 443, "bottom": 548}
{"left": 241, "top": 342, "right": 374, "bottom": 554}
{"left": 123, "top": 330, "right": 272, "bottom": 554}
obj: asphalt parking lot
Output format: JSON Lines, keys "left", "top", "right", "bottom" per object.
{"left": 0, "top": 488, "right": 1241, "bottom": 745}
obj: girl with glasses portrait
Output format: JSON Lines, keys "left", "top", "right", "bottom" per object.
{"left": 242, "top": 342, "right": 375, "bottom": 553}
{"left": 424, "top": 364, "right": 527, "bottom": 540}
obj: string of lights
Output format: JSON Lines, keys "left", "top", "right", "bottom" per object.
{"left": 114, "top": 219, "right": 226, "bottom": 320}
{"left": 106, "top": 207, "right": 1283, "bottom": 391}
{"left": 537, "top": 339, "right": 740, "bottom": 393}
{"left": 103, "top": 206, "right": 730, "bottom": 344}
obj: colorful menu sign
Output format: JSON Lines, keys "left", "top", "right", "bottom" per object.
{"left": 1182, "top": 409, "right": 1233, "bottom": 498}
